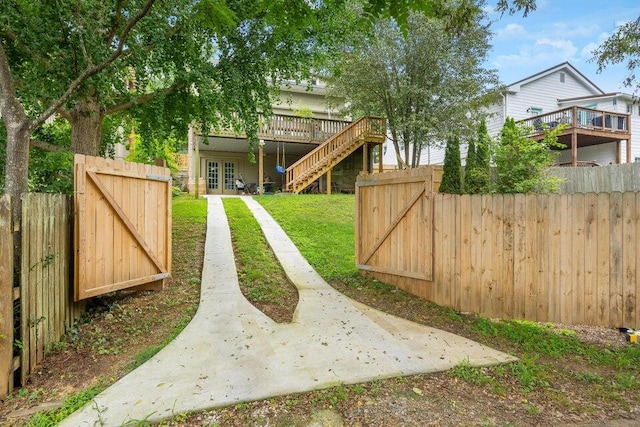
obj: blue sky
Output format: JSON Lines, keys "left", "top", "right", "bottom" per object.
{"left": 484, "top": 0, "right": 640, "bottom": 92}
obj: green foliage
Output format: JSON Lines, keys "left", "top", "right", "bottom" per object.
{"left": 510, "top": 353, "right": 549, "bottom": 392}
{"left": 125, "top": 131, "right": 181, "bottom": 173}
{"left": 256, "top": 195, "right": 358, "bottom": 282}
{"left": 449, "top": 359, "right": 492, "bottom": 386}
{"left": 223, "top": 198, "right": 294, "bottom": 305}
{"left": 493, "top": 117, "right": 565, "bottom": 193}
{"left": 29, "top": 120, "right": 74, "bottom": 194}
{"left": 464, "top": 120, "right": 491, "bottom": 194}
{"left": 594, "top": 16, "right": 640, "bottom": 95}
{"left": 25, "top": 386, "right": 104, "bottom": 427}
{"left": 327, "top": 9, "right": 499, "bottom": 168}
{"left": 439, "top": 136, "right": 462, "bottom": 194}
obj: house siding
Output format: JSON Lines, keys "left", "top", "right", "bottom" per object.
{"left": 505, "top": 71, "right": 597, "bottom": 123}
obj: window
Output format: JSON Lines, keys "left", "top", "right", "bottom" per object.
{"left": 560, "top": 72, "right": 565, "bottom": 83}
{"left": 627, "top": 103, "right": 633, "bottom": 114}
{"left": 613, "top": 98, "right": 617, "bottom": 106}
{"left": 528, "top": 107, "right": 542, "bottom": 116}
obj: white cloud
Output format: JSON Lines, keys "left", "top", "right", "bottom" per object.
{"left": 535, "top": 38, "right": 578, "bottom": 58}
{"left": 581, "top": 42, "right": 600, "bottom": 59}
{"left": 494, "top": 23, "right": 526, "bottom": 38}
{"left": 551, "top": 22, "right": 600, "bottom": 38}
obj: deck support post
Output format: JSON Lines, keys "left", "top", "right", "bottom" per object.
{"left": 626, "top": 139, "right": 631, "bottom": 163}
{"left": 258, "top": 141, "right": 264, "bottom": 195}
{"left": 616, "top": 141, "right": 621, "bottom": 164}
{"left": 326, "top": 169, "right": 332, "bottom": 195}
{"left": 571, "top": 132, "right": 578, "bottom": 167}
{"left": 378, "top": 144, "right": 383, "bottom": 173}
{"left": 362, "top": 143, "right": 369, "bottom": 173}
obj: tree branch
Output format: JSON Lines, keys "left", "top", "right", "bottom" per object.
{"left": 0, "top": 25, "right": 52, "bottom": 69}
{"left": 105, "top": 82, "right": 185, "bottom": 115}
{"left": 30, "top": 0, "right": 157, "bottom": 132}
{"left": 30, "top": 139, "right": 69, "bottom": 153}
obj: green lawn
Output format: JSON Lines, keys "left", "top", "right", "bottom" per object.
{"left": 255, "top": 194, "right": 359, "bottom": 282}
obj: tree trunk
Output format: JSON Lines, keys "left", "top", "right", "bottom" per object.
{"left": 69, "top": 96, "right": 104, "bottom": 156}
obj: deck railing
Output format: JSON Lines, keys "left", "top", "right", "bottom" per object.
{"left": 213, "top": 114, "right": 351, "bottom": 144}
{"left": 518, "top": 106, "right": 630, "bottom": 134}
{"left": 285, "top": 116, "right": 386, "bottom": 193}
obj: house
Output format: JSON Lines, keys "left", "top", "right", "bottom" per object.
{"left": 184, "top": 80, "right": 385, "bottom": 195}
{"left": 380, "top": 62, "right": 635, "bottom": 167}
{"left": 490, "top": 62, "right": 633, "bottom": 166}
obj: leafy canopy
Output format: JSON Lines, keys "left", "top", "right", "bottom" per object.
{"left": 493, "top": 118, "right": 565, "bottom": 194}
{"left": 327, "top": 6, "right": 499, "bottom": 168}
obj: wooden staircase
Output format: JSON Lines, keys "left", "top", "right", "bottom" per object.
{"left": 285, "top": 116, "right": 386, "bottom": 194}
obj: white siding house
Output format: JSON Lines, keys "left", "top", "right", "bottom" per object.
{"left": 382, "top": 62, "right": 636, "bottom": 168}
{"left": 487, "top": 62, "right": 634, "bottom": 166}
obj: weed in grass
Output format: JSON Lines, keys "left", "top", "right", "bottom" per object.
{"left": 449, "top": 359, "right": 492, "bottom": 386}
{"left": 510, "top": 354, "right": 549, "bottom": 392}
{"left": 526, "top": 404, "right": 541, "bottom": 415}
{"left": 26, "top": 386, "right": 104, "bottom": 427}
{"left": 575, "top": 370, "right": 605, "bottom": 384}
{"left": 613, "top": 372, "right": 640, "bottom": 390}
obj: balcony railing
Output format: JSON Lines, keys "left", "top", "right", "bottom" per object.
{"left": 518, "top": 106, "right": 630, "bottom": 135}
{"left": 212, "top": 114, "right": 351, "bottom": 144}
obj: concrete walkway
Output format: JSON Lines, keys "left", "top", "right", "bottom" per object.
{"left": 60, "top": 196, "right": 516, "bottom": 426}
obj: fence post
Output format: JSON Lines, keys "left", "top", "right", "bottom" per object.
{"left": 0, "top": 194, "right": 14, "bottom": 397}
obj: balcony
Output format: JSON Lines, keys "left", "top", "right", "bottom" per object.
{"left": 211, "top": 114, "right": 351, "bottom": 145}
{"left": 517, "top": 106, "right": 631, "bottom": 165}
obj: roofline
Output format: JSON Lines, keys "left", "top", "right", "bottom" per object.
{"left": 507, "top": 61, "right": 604, "bottom": 94}
{"left": 558, "top": 92, "right": 634, "bottom": 103}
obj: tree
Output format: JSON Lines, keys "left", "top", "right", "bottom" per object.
{"left": 327, "top": 8, "right": 499, "bottom": 168}
{"left": 594, "top": 16, "right": 640, "bottom": 95}
{"left": 439, "top": 136, "right": 462, "bottom": 194}
{"left": 464, "top": 120, "right": 491, "bottom": 193}
{"left": 493, "top": 118, "right": 564, "bottom": 193}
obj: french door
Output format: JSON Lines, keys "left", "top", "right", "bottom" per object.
{"left": 207, "top": 159, "right": 238, "bottom": 194}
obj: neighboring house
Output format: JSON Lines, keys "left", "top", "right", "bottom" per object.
{"left": 184, "top": 80, "right": 385, "bottom": 195}
{"left": 489, "top": 62, "right": 633, "bottom": 166}
{"left": 381, "top": 62, "right": 635, "bottom": 167}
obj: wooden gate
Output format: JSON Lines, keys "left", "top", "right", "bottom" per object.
{"left": 356, "top": 167, "right": 442, "bottom": 282}
{"left": 74, "top": 155, "right": 172, "bottom": 300}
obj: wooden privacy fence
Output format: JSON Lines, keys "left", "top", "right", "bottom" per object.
{"left": 550, "top": 163, "right": 640, "bottom": 193}
{"left": 74, "top": 155, "right": 172, "bottom": 300}
{"left": 0, "top": 195, "right": 13, "bottom": 397}
{"left": 1, "top": 155, "right": 172, "bottom": 398}
{"left": 20, "top": 194, "right": 83, "bottom": 385}
{"left": 1, "top": 194, "right": 83, "bottom": 397}
{"left": 356, "top": 167, "right": 640, "bottom": 329}
{"left": 356, "top": 167, "right": 442, "bottom": 285}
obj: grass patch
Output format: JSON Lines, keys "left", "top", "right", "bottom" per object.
{"left": 255, "top": 194, "right": 358, "bottom": 281}
{"left": 25, "top": 387, "right": 104, "bottom": 427}
{"left": 223, "top": 198, "right": 298, "bottom": 322}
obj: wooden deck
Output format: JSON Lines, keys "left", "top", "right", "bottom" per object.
{"left": 517, "top": 106, "right": 631, "bottom": 165}
{"left": 212, "top": 114, "right": 351, "bottom": 144}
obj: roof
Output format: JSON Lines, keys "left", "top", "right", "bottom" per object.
{"left": 558, "top": 92, "right": 634, "bottom": 103}
{"left": 506, "top": 61, "right": 604, "bottom": 94}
